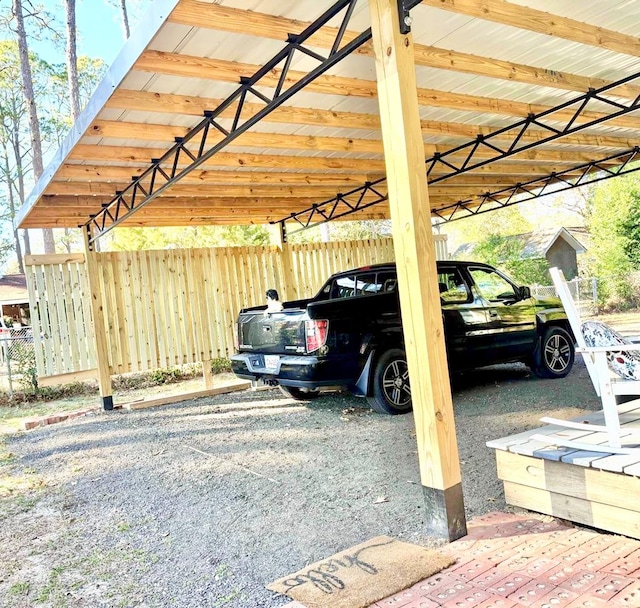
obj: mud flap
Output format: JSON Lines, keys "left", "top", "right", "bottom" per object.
{"left": 352, "top": 351, "right": 374, "bottom": 397}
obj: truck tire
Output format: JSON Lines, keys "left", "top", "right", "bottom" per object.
{"left": 279, "top": 385, "right": 320, "bottom": 400}
{"left": 531, "top": 326, "right": 575, "bottom": 379}
{"left": 367, "top": 349, "right": 413, "bottom": 415}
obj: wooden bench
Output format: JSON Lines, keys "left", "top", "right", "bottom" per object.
{"left": 487, "top": 398, "right": 640, "bottom": 540}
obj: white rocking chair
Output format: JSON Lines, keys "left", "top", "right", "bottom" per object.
{"left": 533, "top": 267, "right": 640, "bottom": 454}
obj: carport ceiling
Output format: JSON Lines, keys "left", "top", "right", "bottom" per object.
{"left": 16, "top": 0, "right": 640, "bottom": 236}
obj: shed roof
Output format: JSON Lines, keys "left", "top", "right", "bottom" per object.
{"left": 16, "top": 0, "right": 640, "bottom": 237}
{"left": 452, "top": 226, "right": 587, "bottom": 259}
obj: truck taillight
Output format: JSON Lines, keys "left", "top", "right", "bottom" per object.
{"left": 305, "top": 319, "right": 328, "bottom": 352}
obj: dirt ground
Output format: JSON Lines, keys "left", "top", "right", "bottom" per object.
{"left": 0, "top": 358, "right": 603, "bottom": 608}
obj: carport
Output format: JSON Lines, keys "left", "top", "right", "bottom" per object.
{"left": 16, "top": 0, "right": 640, "bottom": 541}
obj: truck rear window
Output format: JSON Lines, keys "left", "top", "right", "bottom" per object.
{"left": 317, "top": 271, "right": 397, "bottom": 300}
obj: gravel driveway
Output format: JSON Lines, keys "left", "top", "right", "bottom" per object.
{"left": 0, "top": 360, "right": 600, "bottom": 608}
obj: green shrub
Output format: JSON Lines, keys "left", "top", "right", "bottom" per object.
{"left": 210, "top": 357, "right": 232, "bottom": 374}
{"left": 12, "top": 341, "right": 38, "bottom": 395}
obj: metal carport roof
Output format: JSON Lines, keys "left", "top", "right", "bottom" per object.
{"left": 15, "top": 0, "right": 640, "bottom": 240}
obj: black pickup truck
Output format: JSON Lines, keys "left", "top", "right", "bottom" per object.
{"left": 231, "top": 261, "right": 574, "bottom": 415}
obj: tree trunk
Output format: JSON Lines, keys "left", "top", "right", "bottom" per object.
{"left": 12, "top": 0, "right": 55, "bottom": 253}
{"left": 120, "top": 0, "right": 130, "bottom": 38}
{"left": 65, "top": 0, "right": 80, "bottom": 120}
{"left": 1, "top": 142, "right": 25, "bottom": 273}
{"left": 22, "top": 230, "right": 31, "bottom": 256}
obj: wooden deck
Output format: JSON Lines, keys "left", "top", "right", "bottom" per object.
{"left": 487, "top": 398, "right": 640, "bottom": 540}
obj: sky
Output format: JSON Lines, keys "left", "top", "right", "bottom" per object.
{"left": 31, "top": 1, "right": 150, "bottom": 66}
{"left": 0, "top": 1, "right": 150, "bottom": 267}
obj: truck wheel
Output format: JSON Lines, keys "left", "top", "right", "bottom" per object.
{"left": 532, "top": 326, "right": 574, "bottom": 379}
{"left": 279, "top": 385, "right": 320, "bottom": 400}
{"left": 367, "top": 349, "right": 412, "bottom": 415}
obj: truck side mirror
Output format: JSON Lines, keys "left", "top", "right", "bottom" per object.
{"left": 518, "top": 286, "right": 531, "bottom": 300}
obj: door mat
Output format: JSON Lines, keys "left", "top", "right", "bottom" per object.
{"left": 266, "top": 535, "right": 455, "bottom": 608}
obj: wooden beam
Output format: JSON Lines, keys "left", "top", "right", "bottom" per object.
{"left": 55, "top": 162, "right": 587, "bottom": 184}
{"left": 67, "top": 144, "right": 388, "bottom": 171}
{"left": 38, "top": 368, "right": 98, "bottom": 387}
{"left": 19, "top": 213, "right": 392, "bottom": 229}
{"left": 85, "top": 118, "right": 638, "bottom": 157}
{"left": 106, "top": 87, "right": 640, "bottom": 134}
{"left": 87, "top": 120, "right": 385, "bottom": 154}
{"left": 122, "top": 380, "right": 252, "bottom": 410}
{"left": 54, "top": 165, "right": 379, "bottom": 186}
{"left": 135, "top": 50, "right": 378, "bottom": 99}
{"left": 24, "top": 253, "right": 86, "bottom": 265}
{"left": 107, "top": 89, "right": 381, "bottom": 131}
{"left": 370, "top": 0, "right": 465, "bottom": 540}
{"left": 44, "top": 182, "right": 382, "bottom": 198}
{"left": 136, "top": 50, "right": 640, "bottom": 107}
{"left": 67, "top": 142, "right": 626, "bottom": 168}
{"left": 82, "top": 231, "right": 113, "bottom": 410}
{"left": 420, "top": 0, "right": 640, "bottom": 58}
{"left": 38, "top": 195, "right": 327, "bottom": 208}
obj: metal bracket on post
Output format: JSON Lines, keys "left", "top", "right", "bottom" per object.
{"left": 398, "top": 0, "right": 411, "bottom": 34}
{"left": 84, "top": 222, "right": 94, "bottom": 252}
{"left": 279, "top": 220, "right": 287, "bottom": 244}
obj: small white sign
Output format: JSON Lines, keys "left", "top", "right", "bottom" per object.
{"left": 264, "top": 355, "right": 279, "bottom": 371}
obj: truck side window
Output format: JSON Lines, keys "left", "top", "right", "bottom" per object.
{"left": 469, "top": 267, "right": 516, "bottom": 302}
{"left": 437, "top": 269, "right": 470, "bottom": 303}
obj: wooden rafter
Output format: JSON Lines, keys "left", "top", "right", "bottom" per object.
{"left": 419, "top": 0, "right": 640, "bottom": 58}
{"left": 88, "top": 118, "right": 640, "bottom": 153}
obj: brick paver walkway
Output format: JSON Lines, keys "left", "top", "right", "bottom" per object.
{"left": 284, "top": 511, "right": 640, "bottom": 608}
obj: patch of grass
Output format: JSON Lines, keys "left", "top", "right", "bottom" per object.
{"left": 0, "top": 472, "right": 45, "bottom": 500}
{"left": 214, "top": 563, "right": 229, "bottom": 579}
{"left": 37, "top": 564, "right": 66, "bottom": 602}
{"left": 215, "top": 590, "right": 243, "bottom": 606}
{"left": 9, "top": 581, "right": 30, "bottom": 596}
{"left": 35, "top": 547, "right": 155, "bottom": 607}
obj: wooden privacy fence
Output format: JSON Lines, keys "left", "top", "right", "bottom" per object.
{"left": 25, "top": 236, "right": 447, "bottom": 382}
{"left": 26, "top": 237, "right": 448, "bottom": 382}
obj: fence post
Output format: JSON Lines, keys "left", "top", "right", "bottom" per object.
{"left": 3, "top": 335, "right": 12, "bottom": 397}
{"left": 272, "top": 222, "right": 297, "bottom": 301}
{"left": 82, "top": 230, "right": 114, "bottom": 411}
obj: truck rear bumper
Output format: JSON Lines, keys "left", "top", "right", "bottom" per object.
{"left": 230, "top": 352, "right": 355, "bottom": 388}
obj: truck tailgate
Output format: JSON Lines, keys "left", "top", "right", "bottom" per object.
{"left": 238, "top": 310, "right": 307, "bottom": 354}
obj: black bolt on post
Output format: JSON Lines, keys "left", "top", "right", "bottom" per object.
{"left": 397, "top": 0, "right": 411, "bottom": 33}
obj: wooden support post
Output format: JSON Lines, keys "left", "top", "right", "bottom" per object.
{"left": 271, "top": 222, "right": 297, "bottom": 301}
{"left": 201, "top": 359, "right": 214, "bottom": 390}
{"left": 369, "top": 0, "right": 466, "bottom": 540}
{"left": 82, "top": 229, "right": 113, "bottom": 410}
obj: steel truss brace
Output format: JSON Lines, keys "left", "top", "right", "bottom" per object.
{"left": 280, "top": 67, "right": 640, "bottom": 232}
{"left": 85, "top": 0, "right": 375, "bottom": 244}
{"left": 433, "top": 147, "right": 640, "bottom": 222}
